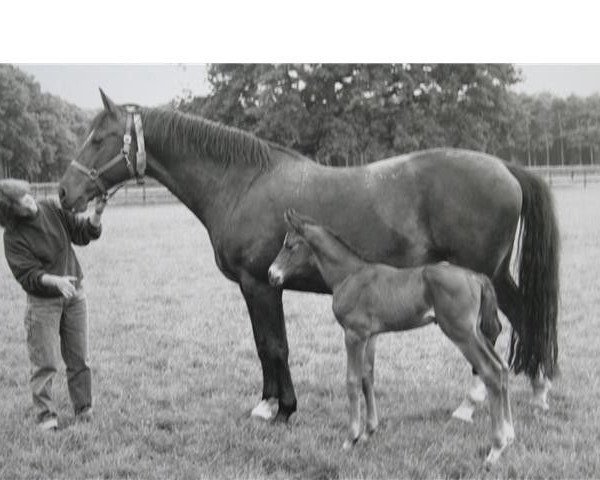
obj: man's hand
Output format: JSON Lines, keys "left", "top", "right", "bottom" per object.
{"left": 41, "top": 274, "right": 77, "bottom": 299}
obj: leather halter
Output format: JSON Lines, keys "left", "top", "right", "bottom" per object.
{"left": 70, "top": 106, "right": 147, "bottom": 200}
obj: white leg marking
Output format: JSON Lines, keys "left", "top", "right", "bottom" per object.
{"left": 452, "top": 376, "right": 487, "bottom": 423}
{"left": 251, "top": 397, "right": 278, "bottom": 420}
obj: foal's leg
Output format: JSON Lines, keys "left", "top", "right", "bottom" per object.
{"left": 495, "top": 271, "right": 553, "bottom": 412}
{"left": 343, "top": 328, "right": 367, "bottom": 450}
{"left": 437, "top": 311, "right": 513, "bottom": 464}
{"left": 452, "top": 375, "right": 487, "bottom": 423}
{"left": 452, "top": 288, "right": 503, "bottom": 423}
{"left": 456, "top": 333, "right": 512, "bottom": 464}
{"left": 360, "top": 335, "right": 378, "bottom": 441}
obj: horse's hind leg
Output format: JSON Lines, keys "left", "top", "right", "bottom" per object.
{"left": 343, "top": 328, "right": 367, "bottom": 450}
{"left": 495, "top": 270, "right": 553, "bottom": 412}
{"left": 531, "top": 367, "right": 552, "bottom": 411}
{"left": 360, "top": 335, "right": 378, "bottom": 441}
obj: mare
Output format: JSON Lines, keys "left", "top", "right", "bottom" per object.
{"left": 269, "top": 209, "right": 514, "bottom": 464}
{"left": 58, "top": 90, "right": 559, "bottom": 423}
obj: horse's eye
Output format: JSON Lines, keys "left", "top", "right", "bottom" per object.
{"left": 91, "top": 137, "right": 102, "bottom": 145}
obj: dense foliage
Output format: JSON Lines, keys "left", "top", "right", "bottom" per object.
{"left": 0, "top": 65, "right": 90, "bottom": 181}
{"left": 2, "top": 64, "right": 600, "bottom": 182}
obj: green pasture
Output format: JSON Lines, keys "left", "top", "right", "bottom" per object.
{"left": 0, "top": 185, "right": 598, "bottom": 479}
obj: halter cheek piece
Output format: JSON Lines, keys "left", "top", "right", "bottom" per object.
{"left": 70, "top": 105, "right": 147, "bottom": 201}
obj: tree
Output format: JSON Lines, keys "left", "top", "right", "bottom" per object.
{"left": 0, "top": 65, "right": 44, "bottom": 178}
{"left": 0, "top": 65, "right": 90, "bottom": 181}
{"left": 180, "top": 63, "right": 520, "bottom": 167}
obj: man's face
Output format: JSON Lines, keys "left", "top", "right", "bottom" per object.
{"left": 16, "top": 193, "right": 38, "bottom": 217}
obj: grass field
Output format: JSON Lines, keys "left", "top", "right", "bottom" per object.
{"left": 1, "top": 185, "right": 599, "bottom": 479}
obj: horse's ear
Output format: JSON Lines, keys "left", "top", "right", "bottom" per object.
{"left": 99, "top": 88, "right": 117, "bottom": 113}
{"left": 284, "top": 208, "right": 305, "bottom": 235}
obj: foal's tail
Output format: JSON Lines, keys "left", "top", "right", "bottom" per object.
{"left": 505, "top": 163, "right": 560, "bottom": 380}
{"left": 478, "top": 276, "right": 502, "bottom": 347}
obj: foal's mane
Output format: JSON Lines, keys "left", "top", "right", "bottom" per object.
{"left": 140, "top": 108, "right": 273, "bottom": 170}
{"left": 318, "top": 224, "right": 366, "bottom": 263}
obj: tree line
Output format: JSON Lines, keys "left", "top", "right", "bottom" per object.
{"left": 180, "top": 64, "right": 600, "bottom": 169}
{"left": 0, "top": 64, "right": 90, "bottom": 181}
{"left": 2, "top": 64, "right": 600, "bottom": 183}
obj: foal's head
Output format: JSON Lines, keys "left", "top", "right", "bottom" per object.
{"left": 268, "top": 209, "right": 317, "bottom": 287}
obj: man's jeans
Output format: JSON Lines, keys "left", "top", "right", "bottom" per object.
{"left": 24, "top": 289, "right": 91, "bottom": 422}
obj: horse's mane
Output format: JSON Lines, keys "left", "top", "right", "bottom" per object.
{"left": 141, "top": 108, "right": 273, "bottom": 170}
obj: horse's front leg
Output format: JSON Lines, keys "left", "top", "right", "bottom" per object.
{"left": 343, "top": 328, "right": 367, "bottom": 450}
{"left": 240, "top": 273, "right": 297, "bottom": 423}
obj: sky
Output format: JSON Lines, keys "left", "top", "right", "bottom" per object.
{"left": 15, "top": 64, "right": 600, "bottom": 111}
{"left": 17, "top": 64, "right": 211, "bottom": 110}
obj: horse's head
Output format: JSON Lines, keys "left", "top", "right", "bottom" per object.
{"left": 58, "top": 89, "right": 145, "bottom": 212}
{"left": 268, "top": 209, "right": 318, "bottom": 287}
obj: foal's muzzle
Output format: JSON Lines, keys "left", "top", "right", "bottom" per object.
{"left": 268, "top": 265, "right": 284, "bottom": 287}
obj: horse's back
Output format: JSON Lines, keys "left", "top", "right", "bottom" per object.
{"left": 366, "top": 149, "right": 522, "bottom": 274}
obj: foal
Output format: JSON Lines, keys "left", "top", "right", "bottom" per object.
{"left": 269, "top": 209, "right": 515, "bottom": 464}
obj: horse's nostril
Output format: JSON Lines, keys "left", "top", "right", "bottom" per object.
{"left": 58, "top": 186, "right": 66, "bottom": 200}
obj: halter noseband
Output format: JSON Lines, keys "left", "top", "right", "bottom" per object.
{"left": 70, "top": 105, "right": 147, "bottom": 201}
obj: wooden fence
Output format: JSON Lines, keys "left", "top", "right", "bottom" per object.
{"left": 528, "top": 165, "right": 600, "bottom": 188}
{"left": 31, "top": 165, "right": 600, "bottom": 207}
{"left": 31, "top": 179, "right": 178, "bottom": 206}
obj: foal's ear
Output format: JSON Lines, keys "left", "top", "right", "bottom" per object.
{"left": 99, "top": 88, "right": 117, "bottom": 114}
{"left": 284, "top": 208, "right": 306, "bottom": 235}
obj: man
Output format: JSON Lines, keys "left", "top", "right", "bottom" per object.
{"left": 0, "top": 179, "right": 106, "bottom": 431}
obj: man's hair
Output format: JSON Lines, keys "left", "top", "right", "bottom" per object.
{"left": 0, "top": 179, "right": 31, "bottom": 229}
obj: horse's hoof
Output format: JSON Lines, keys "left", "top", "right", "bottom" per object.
{"left": 451, "top": 399, "right": 475, "bottom": 423}
{"left": 271, "top": 410, "right": 290, "bottom": 424}
{"left": 250, "top": 398, "right": 278, "bottom": 421}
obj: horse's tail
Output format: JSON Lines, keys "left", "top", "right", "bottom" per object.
{"left": 505, "top": 163, "right": 560, "bottom": 380}
{"left": 478, "top": 275, "right": 502, "bottom": 347}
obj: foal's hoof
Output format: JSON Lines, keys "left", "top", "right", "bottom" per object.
{"left": 250, "top": 398, "right": 278, "bottom": 421}
{"left": 342, "top": 437, "right": 358, "bottom": 451}
{"left": 484, "top": 436, "right": 514, "bottom": 466}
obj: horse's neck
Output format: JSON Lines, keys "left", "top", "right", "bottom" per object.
{"left": 306, "top": 229, "right": 366, "bottom": 289}
{"left": 142, "top": 120, "right": 263, "bottom": 230}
